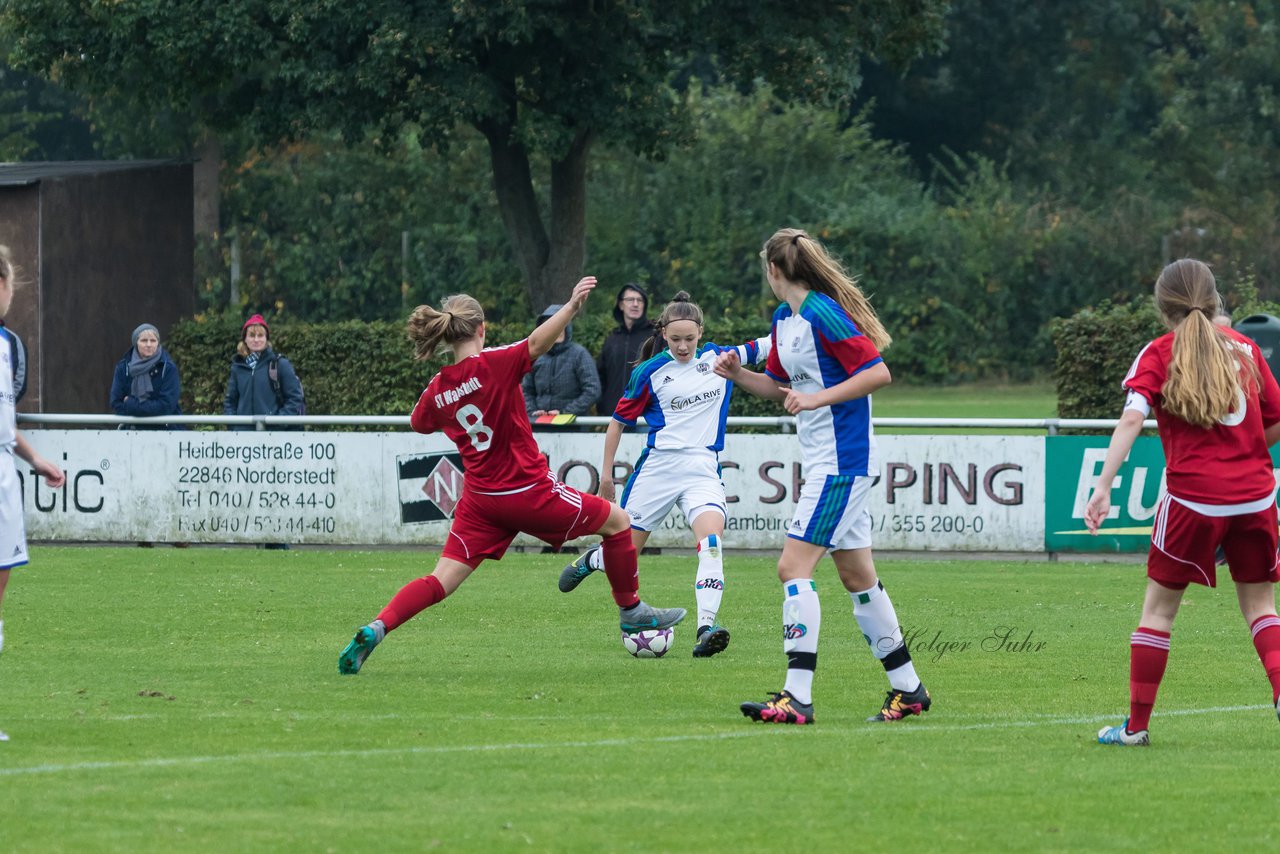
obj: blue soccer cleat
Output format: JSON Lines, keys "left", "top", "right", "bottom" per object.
{"left": 1097, "top": 719, "right": 1149, "bottom": 746}
{"left": 338, "top": 622, "right": 386, "bottom": 675}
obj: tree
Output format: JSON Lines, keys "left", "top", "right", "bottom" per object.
{"left": 4, "top": 0, "right": 945, "bottom": 309}
{"left": 0, "top": 48, "right": 98, "bottom": 160}
{"left": 853, "top": 0, "right": 1280, "bottom": 296}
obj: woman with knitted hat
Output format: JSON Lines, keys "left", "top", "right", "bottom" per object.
{"left": 109, "top": 322, "right": 184, "bottom": 429}
{"left": 222, "top": 314, "right": 304, "bottom": 432}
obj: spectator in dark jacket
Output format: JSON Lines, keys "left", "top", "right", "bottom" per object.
{"left": 223, "top": 314, "right": 304, "bottom": 431}
{"left": 523, "top": 303, "right": 600, "bottom": 422}
{"left": 109, "top": 323, "right": 184, "bottom": 429}
{"left": 596, "top": 283, "right": 655, "bottom": 416}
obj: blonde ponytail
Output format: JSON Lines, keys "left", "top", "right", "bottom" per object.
{"left": 407, "top": 294, "right": 485, "bottom": 360}
{"left": 1156, "top": 260, "right": 1257, "bottom": 428}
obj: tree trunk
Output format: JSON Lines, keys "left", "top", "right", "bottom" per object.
{"left": 192, "top": 130, "right": 222, "bottom": 237}
{"left": 537, "top": 128, "right": 593, "bottom": 309}
{"left": 479, "top": 115, "right": 592, "bottom": 312}
{"left": 479, "top": 114, "right": 549, "bottom": 309}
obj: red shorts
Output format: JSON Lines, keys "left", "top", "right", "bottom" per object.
{"left": 442, "top": 473, "right": 612, "bottom": 568}
{"left": 1148, "top": 495, "right": 1280, "bottom": 588}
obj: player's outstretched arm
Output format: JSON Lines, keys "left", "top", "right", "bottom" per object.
{"left": 598, "top": 418, "right": 625, "bottom": 502}
{"left": 14, "top": 432, "right": 65, "bottom": 488}
{"left": 783, "top": 362, "right": 891, "bottom": 415}
{"left": 714, "top": 350, "right": 787, "bottom": 401}
{"left": 529, "top": 276, "right": 597, "bottom": 360}
{"left": 1083, "top": 408, "right": 1145, "bottom": 534}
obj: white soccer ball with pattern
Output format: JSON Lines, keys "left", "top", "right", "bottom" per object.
{"left": 622, "top": 627, "right": 674, "bottom": 658}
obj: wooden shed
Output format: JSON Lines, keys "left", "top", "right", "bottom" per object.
{"left": 0, "top": 160, "right": 194, "bottom": 414}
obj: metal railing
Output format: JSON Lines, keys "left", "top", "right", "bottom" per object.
{"left": 16, "top": 413, "right": 1150, "bottom": 433}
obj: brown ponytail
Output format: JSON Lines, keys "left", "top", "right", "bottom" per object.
{"left": 761, "top": 228, "right": 891, "bottom": 351}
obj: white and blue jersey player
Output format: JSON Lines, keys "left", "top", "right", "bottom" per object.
{"left": 717, "top": 228, "right": 930, "bottom": 725}
{"left": 0, "top": 247, "right": 66, "bottom": 722}
{"left": 558, "top": 291, "right": 769, "bottom": 658}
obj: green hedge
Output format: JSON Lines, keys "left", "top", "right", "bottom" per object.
{"left": 1049, "top": 300, "right": 1164, "bottom": 420}
{"left": 166, "top": 312, "right": 785, "bottom": 422}
{"left": 1051, "top": 275, "right": 1280, "bottom": 420}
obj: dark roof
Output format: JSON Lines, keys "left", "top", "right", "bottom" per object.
{"left": 0, "top": 160, "right": 186, "bottom": 187}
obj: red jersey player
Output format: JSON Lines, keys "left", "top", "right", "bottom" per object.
{"left": 339, "top": 277, "right": 686, "bottom": 675}
{"left": 1085, "top": 258, "right": 1280, "bottom": 745}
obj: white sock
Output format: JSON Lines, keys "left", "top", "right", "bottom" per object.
{"left": 588, "top": 545, "right": 605, "bottom": 570}
{"left": 852, "top": 581, "right": 920, "bottom": 692}
{"left": 782, "top": 579, "right": 820, "bottom": 704}
{"left": 694, "top": 534, "right": 725, "bottom": 627}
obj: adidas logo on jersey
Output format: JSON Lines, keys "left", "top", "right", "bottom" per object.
{"left": 662, "top": 375, "right": 675, "bottom": 384}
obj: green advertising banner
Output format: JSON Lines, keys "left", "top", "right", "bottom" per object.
{"left": 1045, "top": 435, "right": 1168, "bottom": 553}
{"left": 1046, "top": 435, "right": 1280, "bottom": 553}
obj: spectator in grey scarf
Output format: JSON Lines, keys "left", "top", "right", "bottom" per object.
{"left": 109, "top": 323, "right": 184, "bottom": 430}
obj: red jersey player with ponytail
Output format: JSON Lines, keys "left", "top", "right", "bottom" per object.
{"left": 1086, "top": 258, "right": 1280, "bottom": 746}
{"left": 339, "top": 277, "right": 685, "bottom": 675}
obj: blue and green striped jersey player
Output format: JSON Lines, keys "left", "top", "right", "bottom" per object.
{"left": 558, "top": 290, "right": 769, "bottom": 659}
{"left": 716, "top": 228, "right": 930, "bottom": 725}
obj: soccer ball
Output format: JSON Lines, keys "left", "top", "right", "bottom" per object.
{"left": 622, "top": 628, "right": 674, "bottom": 658}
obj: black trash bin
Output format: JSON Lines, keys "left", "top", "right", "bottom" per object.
{"left": 1234, "top": 314, "right": 1280, "bottom": 378}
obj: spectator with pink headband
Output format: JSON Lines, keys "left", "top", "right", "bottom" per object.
{"left": 224, "top": 313, "right": 304, "bottom": 550}
{"left": 223, "top": 313, "right": 304, "bottom": 431}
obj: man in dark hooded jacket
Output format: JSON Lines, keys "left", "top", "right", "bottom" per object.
{"left": 595, "top": 282, "right": 655, "bottom": 416}
{"left": 522, "top": 304, "right": 600, "bottom": 421}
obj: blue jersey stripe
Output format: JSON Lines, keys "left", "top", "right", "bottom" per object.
{"left": 804, "top": 292, "right": 861, "bottom": 339}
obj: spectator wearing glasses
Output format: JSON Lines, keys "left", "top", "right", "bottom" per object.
{"left": 596, "top": 283, "right": 655, "bottom": 417}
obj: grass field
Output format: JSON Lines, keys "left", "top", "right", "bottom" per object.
{"left": 874, "top": 381, "right": 1057, "bottom": 420}
{"left": 2, "top": 546, "right": 1277, "bottom": 852}
{"left": 873, "top": 381, "right": 1057, "bottom": 435}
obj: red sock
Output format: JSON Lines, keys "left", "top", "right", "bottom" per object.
{"left": 1128, "top": 627, "right": 1170, "bottom": 732}
{"left": 1250, "top": 614, "right": 1280, "bottom": 702}
{"left": 600, "top": 529, "right": 640, "bottom": 609}
{"left": 376, "top": 575, "right": 446, "bottom": 632}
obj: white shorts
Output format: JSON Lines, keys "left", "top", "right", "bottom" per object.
{"left": 0, "top": 451, "right": 28, "bottom": 569}
{"left": 786, "top": 472, "right": 873, "bottom": 550}
{"left": 620, "top": 448, "right": 726, "bottom": 532}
